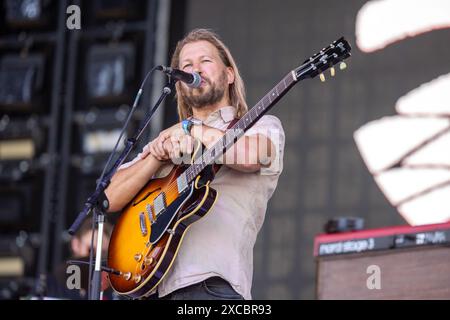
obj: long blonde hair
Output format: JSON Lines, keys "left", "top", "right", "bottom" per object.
{"left": 170, "top": 29, "right": 248, "bottom": 120}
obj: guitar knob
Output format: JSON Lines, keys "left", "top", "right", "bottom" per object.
{"left": 134, "top": 275, "right": 142, "bottom": 283}
{"left": 123, "top": 272, "right": 132, "bottom": 281}
{"left": 339, "top": 62, "right": 347, "bottom": 70}
{"left": 134, "top": 254, "right": 142, "bottom": 262}
{"left": 144, "top": 257, "right": 154, "bottom": 266}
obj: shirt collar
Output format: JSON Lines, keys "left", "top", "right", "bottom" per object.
{"left": 201, "top": 106, "right": 237, "bottom": 125}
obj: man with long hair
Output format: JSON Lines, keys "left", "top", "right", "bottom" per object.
{"left": 105, "top": 29, "right": 285, "bottom": 300}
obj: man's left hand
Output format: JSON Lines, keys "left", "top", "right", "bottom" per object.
{"left": 147, "top": 122, "right": 194, "bottom": 162}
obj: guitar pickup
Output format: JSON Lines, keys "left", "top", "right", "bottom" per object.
{"left": 153, "top": 192, "right": 166, "bottom": 217}
{"left": 176, "top": 175, "right": 188, "bottom": 193}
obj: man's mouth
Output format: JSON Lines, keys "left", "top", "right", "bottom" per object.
{"left": 200, "top": 78, "right": 209, "bottom": 86}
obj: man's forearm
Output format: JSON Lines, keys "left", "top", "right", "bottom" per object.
{"left": 105, "top": 154, "right": 164, "bottom": 212}
{"left": 190, "top": 124, "right": 274, "bottom": 172}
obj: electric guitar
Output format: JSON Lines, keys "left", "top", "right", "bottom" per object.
{"left": 107, "top": 37, "right": 351, "bottom": 298}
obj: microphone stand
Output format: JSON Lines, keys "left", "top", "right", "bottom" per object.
{"left": 68, "top": 77, "right": 175, "bottom": 300}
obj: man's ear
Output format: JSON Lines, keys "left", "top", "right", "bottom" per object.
{"left": 226, "top": 66, "right": 235, "bottom": 85}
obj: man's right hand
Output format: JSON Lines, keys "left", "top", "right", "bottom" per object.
{"left": 146, "top": 134, "right": 171, "bottom": 161}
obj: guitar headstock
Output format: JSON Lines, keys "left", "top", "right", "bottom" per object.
{"left": 294, "top": 37, "right": 351, "bottom": 81}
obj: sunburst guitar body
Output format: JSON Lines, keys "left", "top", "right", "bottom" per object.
{"left": 107, "top": 152, "right": 218, "bottom": 299}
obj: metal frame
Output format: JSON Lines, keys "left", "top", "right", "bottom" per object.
{"left": 0, "top": 0, "right": 170, "bottom": 297}
{"left": 0, "top": 0, "right": 69, "bottom": 295}
{"left": 52, "top": 0, "right": 166, "bottom": 276}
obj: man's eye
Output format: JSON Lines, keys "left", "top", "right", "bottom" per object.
{"left": 183, "top": 64, "right": 192, "bottom": 69}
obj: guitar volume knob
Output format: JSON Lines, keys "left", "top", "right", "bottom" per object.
{"left": 123, "top": 272, "right": 132, "bottom": 281}
{"left": 144, "top": 257, "right": 154, "bottom": 266}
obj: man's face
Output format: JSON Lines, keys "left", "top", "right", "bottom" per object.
{"left": 178, "top": 40, "right": 233, "bottom": 109}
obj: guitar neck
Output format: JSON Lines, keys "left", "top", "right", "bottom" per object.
{"left": 176, "top": 36, "right": 351, "bottom": 189}
{"left": 184, "top": 71, "right": 297, "bottom": 184}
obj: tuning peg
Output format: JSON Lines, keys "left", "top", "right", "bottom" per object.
{"left": 330, "top": 67, "right": 335, "bottom": 77}
{"left": 339, "top": 62, "right": 347, "bottom": 70}
{"left": 319, "top": 73, "right": 326, "bottom": 82}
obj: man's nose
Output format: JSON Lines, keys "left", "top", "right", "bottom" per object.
{"left": 192, "top": 62, "right": 202, "bottom": 74}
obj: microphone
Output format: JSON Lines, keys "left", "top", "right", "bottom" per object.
{"left": 156, "top": 65, "right": 202, "bottom": 88}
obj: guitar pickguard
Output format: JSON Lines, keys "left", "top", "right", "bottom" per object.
{"left": 149, "top": 183, "right": 194, "bottom": 244}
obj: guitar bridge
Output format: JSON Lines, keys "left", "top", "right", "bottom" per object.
{"left": 146, "top": 203, "right": 155, "bottom": 224}
{"left": 139, "top": 213, "right": 147, "bottom": 236}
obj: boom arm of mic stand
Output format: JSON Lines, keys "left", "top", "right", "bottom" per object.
{"left": 68, "top": 80, "right": 174, "bottom": 236}
{"left": 68, "top": 80, "right": 174, "bottom": 300}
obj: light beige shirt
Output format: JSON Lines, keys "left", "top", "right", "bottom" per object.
{"left": 119, "top": 106, "right": 285, "bottom": 300}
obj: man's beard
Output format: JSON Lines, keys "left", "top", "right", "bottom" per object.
{"left": 180, "top": 71, "right": 228, "bottom": 110}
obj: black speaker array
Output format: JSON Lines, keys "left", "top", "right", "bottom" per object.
{"left": 0, "top": 0, "right": 159, "bottom": 298}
